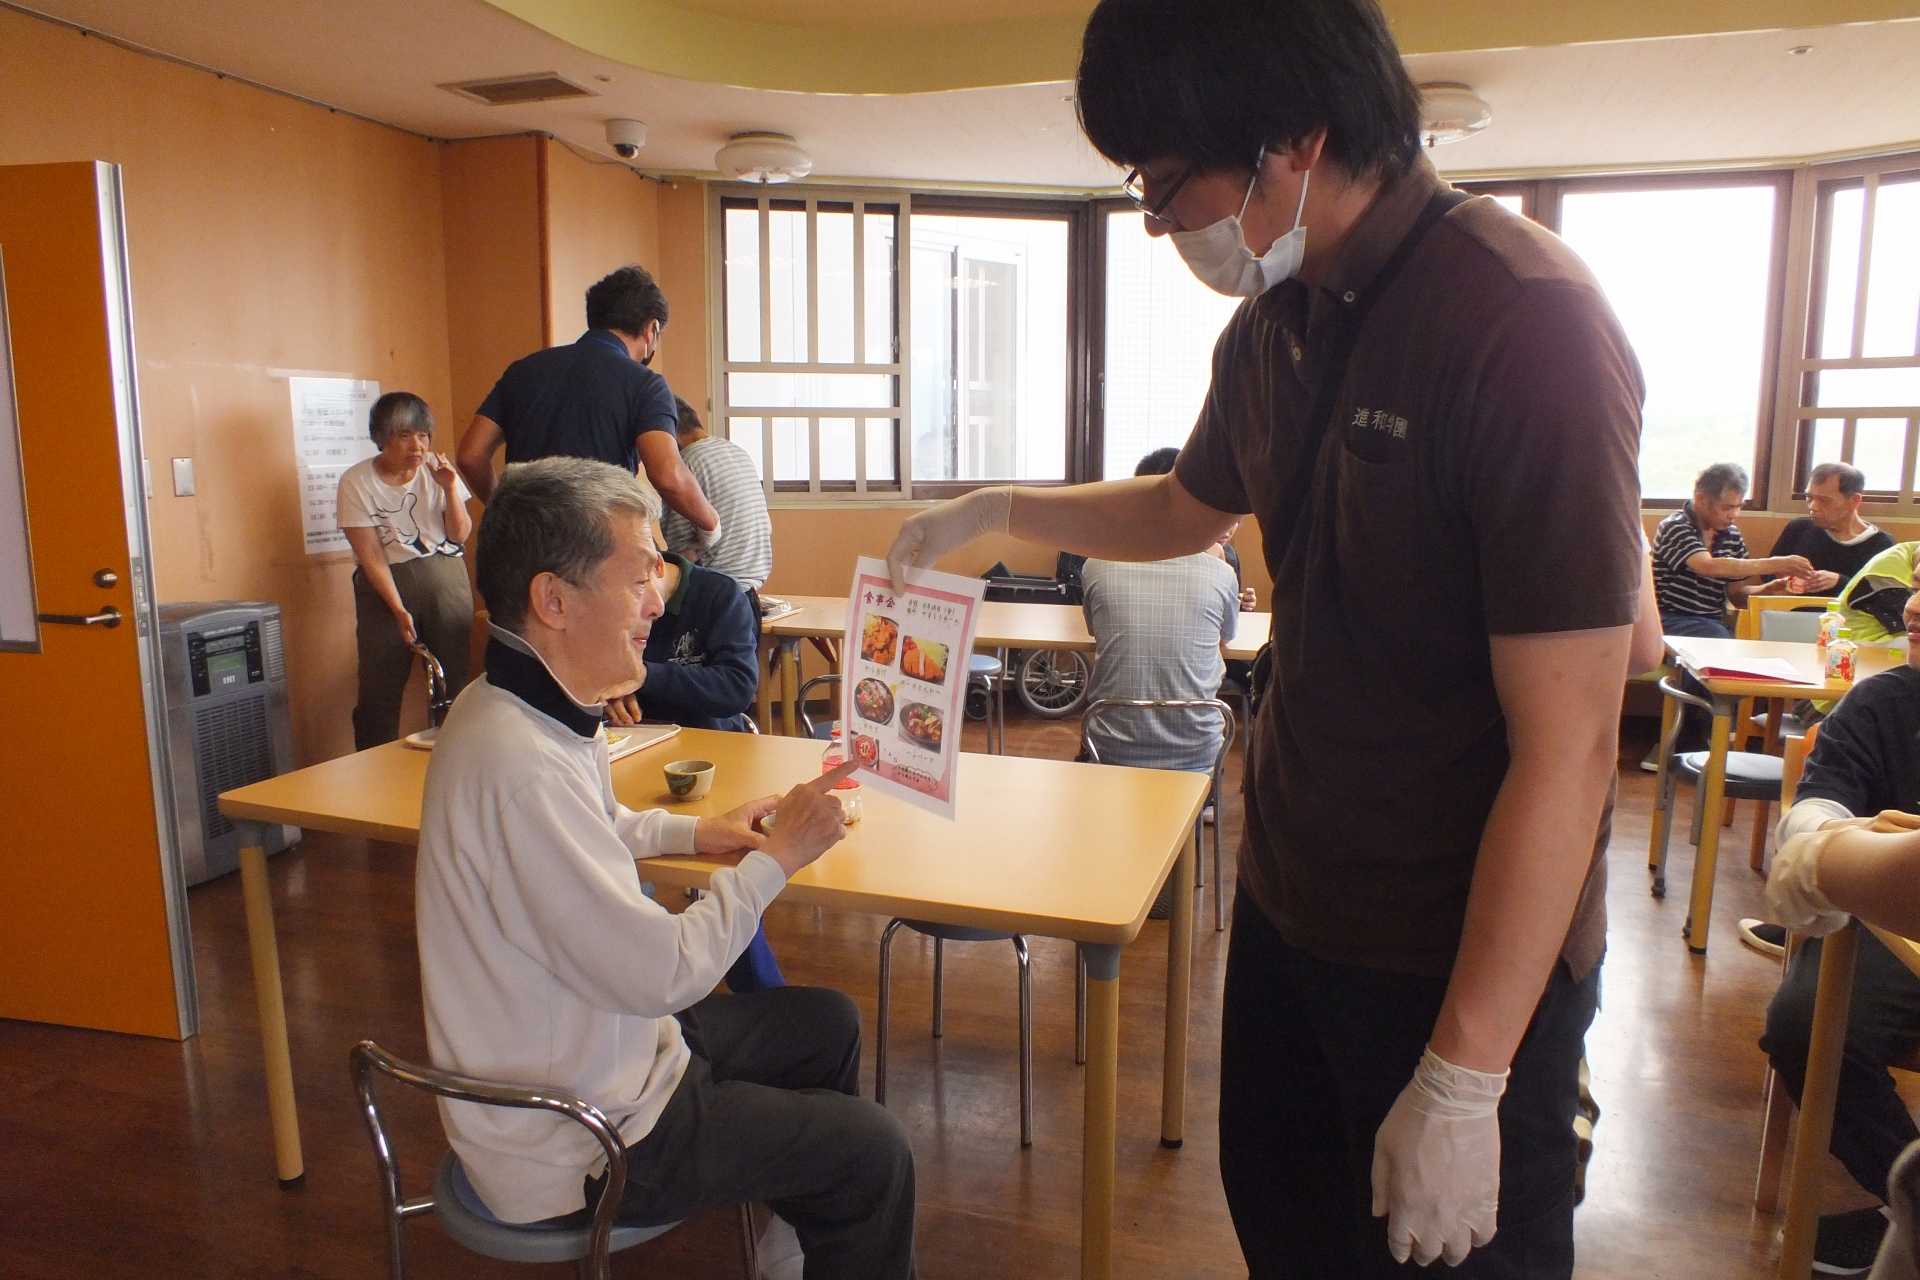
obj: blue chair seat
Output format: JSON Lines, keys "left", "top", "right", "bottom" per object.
{"left": 968, "top": 653, "right": 1003, "bottom": 677}
{"left": 433, "top": 1154, "right": 677, "bottom": 1264}
{"left": 1672, "top": 750, "right": 1783, "bottom": 800}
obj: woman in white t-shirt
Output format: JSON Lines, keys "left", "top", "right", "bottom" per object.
{"left": 337, "top": 392, "right": 474, "bottom": 748}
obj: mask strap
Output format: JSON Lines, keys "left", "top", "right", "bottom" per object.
{"left": 1291, "top": 168, "right": 1312, "bottom": 229}
{"left": 1236, "top": 151, "right": 1264, "bottom": 222}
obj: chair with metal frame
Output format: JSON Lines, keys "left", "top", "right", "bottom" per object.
{"left": 1081, "top": 696, "right": 1238, "bottom": 933}
{"left": 349, "top": 1040, "right": 754, "bottom": 1280}
{"left": 1646, "top": 676, "right": 1786, "bottom": 903}
{"left": 796, "top": 673, "right": 841, "bottom": 741}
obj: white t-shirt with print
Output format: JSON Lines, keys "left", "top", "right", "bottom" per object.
{"left": 336, "top": 457, "right": 470, "bottom": 566}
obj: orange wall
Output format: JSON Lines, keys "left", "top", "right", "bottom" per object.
{"left": 541, "top": 138, "right": 662, "bottom": 348}
{"left": 442, "top": 135, "right": 544, "bottom": 425}
{"left": 0, "top": 9, "right": 454, "bottom": 768}
{"left": 653, "top": 178, "right": 711, "bottom": 417}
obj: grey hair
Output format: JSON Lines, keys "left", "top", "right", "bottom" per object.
{"left": 475, "top": 458, "right": 662, "bottom": 630}
{"left": 1810, "top": 461, "right": 1867, "bottom": 497}
{"left": 1694, "top": 462, "right": 1750, "bottom": 500}
{"left": 368, "top": 391, "right": 433, "bottom": 447}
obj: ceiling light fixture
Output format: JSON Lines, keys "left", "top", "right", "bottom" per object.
{"left": 1416, "top": 82, "right": 1492, "bottom": 148}
{"left": 715, "top": 131, "right": 813, "bottom": 184}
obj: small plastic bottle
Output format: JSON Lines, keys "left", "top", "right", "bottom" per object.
{"left": 1825, "top": 628, "right": 1858, "bottom": 683}
{"left": 1817, "top": 609, "right": 1845, "bottom": 649}
{"left": 820, "top": 723, "right": 863, "bottom": 823}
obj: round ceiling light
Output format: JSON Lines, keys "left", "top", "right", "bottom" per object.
{"left": 1416, "top": 83, "right": 1492, "bottom": 148}
{"left": 715, "top": 131, "right": 813, "bottom": 184}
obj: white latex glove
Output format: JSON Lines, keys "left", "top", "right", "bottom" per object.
{"left": 1765, "top": 825, "right": 1853, "bottom": 936}
{"left": 697, "top": 519, "right": 724, "bottom": 550}
{"left": 1371, "top": 1047, "right": 1508, "bottom": 1267}
{"left": 885, "top": 486, "right": 1012, "bottom": 593}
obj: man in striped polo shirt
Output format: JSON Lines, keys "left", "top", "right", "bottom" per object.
{"left": 662, "top": 398, "right": 774, "bottom": 593}
{"left": 1651, "top": 462, "right": 1813, "bottom": 639}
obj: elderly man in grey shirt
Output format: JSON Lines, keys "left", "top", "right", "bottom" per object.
{"left": 1081, "top": 447, "right": 1239, "bottom": 777}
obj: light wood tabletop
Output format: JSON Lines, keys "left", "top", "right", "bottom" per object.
{"left": 219, "top": 726, "right": 1209, "bottom": 1280}
{"left": 1664, "top": 635, "right": 1903, "bottom": 699}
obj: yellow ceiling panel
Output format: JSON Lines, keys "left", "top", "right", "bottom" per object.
{"left": 483, "top": 0, "right": 1920, "bottom": 93}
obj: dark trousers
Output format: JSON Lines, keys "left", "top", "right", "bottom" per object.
{"left": 588, "top": 987, "right": 916, "bottom": 1279}
{"left": 1219, "top": 894, "right": 1599, "bottom": 1278}
{"left": 352, "top": 554, "right": 473, "bottom": 750}
{"left": 1761, "top": 930, "right": 1920, "bottom": 1203}
{"left": 1659, "top": 611, "right": 1734, "bottom": 748}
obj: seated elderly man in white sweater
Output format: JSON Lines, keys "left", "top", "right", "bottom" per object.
{"left": 417, "top": 457, "right": 915, "bottom": 1277}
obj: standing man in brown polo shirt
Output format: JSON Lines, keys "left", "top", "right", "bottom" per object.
{"left": 886, "top": 2, "right": 1643, "bottom": 1274}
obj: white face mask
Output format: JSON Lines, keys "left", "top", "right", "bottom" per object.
{"left": 1172, "top": 164, "right": 1310, "bottom": 298}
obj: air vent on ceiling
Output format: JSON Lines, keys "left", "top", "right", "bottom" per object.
{"left": 441, "top": 72, "right": 596, "bottom": 107}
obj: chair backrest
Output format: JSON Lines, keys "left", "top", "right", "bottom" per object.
{"left": 796, "top": 673, "right": 843, "bottom": 740}
{"left": 1738, "top": 594, "right": 1835, "bottom": 640}
{"left": 1781, "top": 721, "right": 1821, "bottom": 809}
{"left": 1080, "top": 697, "right": 1236, "bottom": 779}
{"left": 349, "top": 1040, "right": 630, "bottom": 1280}
{"left": 1758, "top": 609, "right": 1824, "bottom": 643}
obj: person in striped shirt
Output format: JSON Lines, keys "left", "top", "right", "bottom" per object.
{"left": 1651, "top": 461, "right": 1813, "bottom": 639}
{"left": 661, "top": 398, "right": 774, "bottom": 592}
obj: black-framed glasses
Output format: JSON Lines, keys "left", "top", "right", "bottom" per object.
{"left": 1122, "top": 164, "right": 1194, "bottom": 225}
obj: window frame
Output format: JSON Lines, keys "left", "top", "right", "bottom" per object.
{"left": 897, "top": 194, "right": 1093, "bottom": 498}
{"left": 708, "top": 185, "right": 913, "bottom": 501}
{"left": 710, "top": 150, "right": 1920, "bottom": 513}
{"left": 1767, "top": 153, "right": 1920, "bottom": 512}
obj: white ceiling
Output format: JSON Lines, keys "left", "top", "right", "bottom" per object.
{"left": 11, "top": 0, "right": 1920, "bottom": 186}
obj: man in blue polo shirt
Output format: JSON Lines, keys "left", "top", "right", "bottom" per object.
{"left": 456, "top": 265, "right": 720, "bottom": 541}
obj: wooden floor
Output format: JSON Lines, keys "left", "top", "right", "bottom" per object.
{"left": 1, "top": 710, "right": 1904, "bottom": 1277}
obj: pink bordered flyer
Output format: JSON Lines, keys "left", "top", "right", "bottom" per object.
{"left": 841, "top": 555, "right": 986, "bottom": 819}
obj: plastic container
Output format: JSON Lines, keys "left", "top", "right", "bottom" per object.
{"left": 820, "top": 722, "right": 862, "bottom": 823}
{"left": 1825, "top": 630, "right": 1858, "bottom": 683}
{"left": 1818, "top": 609, "right": 1845, "bottom": 649}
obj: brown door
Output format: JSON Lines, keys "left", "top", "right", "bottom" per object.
{"left": 0, "top": 161, "right": 190, "bottom": 1039}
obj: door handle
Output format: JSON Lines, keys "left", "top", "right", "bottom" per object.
{"left": 37, "top": 605, "right": 122, "bottom": 628}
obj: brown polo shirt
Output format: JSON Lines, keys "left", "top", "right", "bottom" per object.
{"left": 1176, "top": 157, "right": 1644, "bottom": 979}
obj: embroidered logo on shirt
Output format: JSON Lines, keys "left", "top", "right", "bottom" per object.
{"left": 1349, "top": 407, "right": 1410, "bottom": 441}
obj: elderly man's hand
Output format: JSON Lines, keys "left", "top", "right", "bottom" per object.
{"left": 605, "top": 694, "right": 643, "bottom": 726}
{"left": 694, "top": 798, "right": 776, "bottom": 855}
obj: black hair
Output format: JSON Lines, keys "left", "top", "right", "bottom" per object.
{"left": 1075, "top": 0, "right": 1422, "bottom": 180}
{"left": 1809, "top": 461, "right": 1867, "bottom": 498}
{"left": 585, "top": 265, "right": 669, "bottom": 337}
{"left": 1135, "top": 446, "right": 1180, "bottom": 477}
{"left": 673, "top": 396, "right": 703, "bottom": 435}
{"left": 368, "top": 391, "right": 433, "bottom": 446}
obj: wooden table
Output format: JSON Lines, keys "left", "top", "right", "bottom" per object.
{"left": 1655, "top": 637, "right": 1901, "bottom": 953}
{"left": 1777, "top": 922, "right": 1920, "bottom": 1278}
{"left": 219, "top": 728, "right": 1210, "bottom": 1280}
{"left": 758, "top": 593, "right": 1274, "bottom": 736}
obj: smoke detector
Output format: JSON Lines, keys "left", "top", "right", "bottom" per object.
{"left": 716, "top": 132, "right": 813, "bottom": 184}
{"left": 1416, "top": 83, "right": 1492, "bottom": 148}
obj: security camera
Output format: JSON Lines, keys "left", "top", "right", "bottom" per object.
{"left": 606, "top": 119, "right": 647, "bottom": 160}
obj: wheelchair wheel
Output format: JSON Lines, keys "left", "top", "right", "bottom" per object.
{"left": 1017, "top": 649, "right": 1091, "bottom": 719}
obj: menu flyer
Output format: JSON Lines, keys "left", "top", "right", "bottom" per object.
{"left": 842, "top": 555, "right": 987, "bottom": 819}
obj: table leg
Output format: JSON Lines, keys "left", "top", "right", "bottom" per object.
{"left": 780, "top": 640, "right": 800, "bottom": 738}
{"left": 1683, "top": 699, "right": 1734, "bottom": 954}
{"left": 1647, "top": 693, "right": 1678, "bottom": 890}
{"left": 755, "top": 636, "right": 775, "bottom": 734}
{"left": 238, "top": 840, "right": 304, "bottom": 1186}
{"left": 1162, "top": 832, "right": 1195, "bottom": 1148}
{"left": 1081, "top": 942, "right": 1121, "bottom": 1280}
{"left": 1779, "top": 924, "right": 1859, "bottom": 1279}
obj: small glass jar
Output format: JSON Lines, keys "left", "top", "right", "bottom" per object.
{"left": 831, "top": 777, "right": 864, "bottom": 824}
